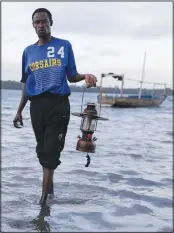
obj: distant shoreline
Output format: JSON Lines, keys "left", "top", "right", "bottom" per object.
{"left": 1, "top": 80, "right": 173, "bottom": 96}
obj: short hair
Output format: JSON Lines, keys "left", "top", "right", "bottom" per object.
{"left": 32, "top": 8, "right": 52, "bottom": 22}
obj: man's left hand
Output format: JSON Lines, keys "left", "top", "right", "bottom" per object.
{"left": 84, "top": 74, "right": 97, "bottom": 88}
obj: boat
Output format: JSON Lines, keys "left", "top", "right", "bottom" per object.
{"left": 97, "top": 52, "right": 167, "bottom": 108}
{"left": 98, "top": 93, "right": 167, "bottom": 108}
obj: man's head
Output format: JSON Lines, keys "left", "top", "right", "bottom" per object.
{"left": 32, "top": 8, "right": 53, "bottom": 37}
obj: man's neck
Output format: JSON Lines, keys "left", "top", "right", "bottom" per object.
{"left": 38, "top": 34, "right": 52, "bottom": 45}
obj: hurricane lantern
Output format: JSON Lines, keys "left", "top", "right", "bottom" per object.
{"left": 71, "top": 87, "right": 108, "bottom": 154}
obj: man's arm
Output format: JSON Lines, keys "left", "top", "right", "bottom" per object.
{"left": 68, "top": 73, "right": 97, "bottom": 87}
{"left": 13, "top": 49, "right": 29, "bottom": 128}
{"left": 17, "top": 84, "right": 29, "bottom": 114}
{"left": 17, "top": 49, "right": 29, "bottom": 114}
{"left": 13, "top": 84, "right": 28, "bottom": 128}
{"left": 67, "top": 73, "right": 85, "bottom": 83}
{"left": 66, "top": 42, "right": 97, "bottom": 87}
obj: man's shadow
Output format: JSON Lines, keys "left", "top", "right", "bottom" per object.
{"left": 30, "top": 204, "right": 51, "bottom": 232}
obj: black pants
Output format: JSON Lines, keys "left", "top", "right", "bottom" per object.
{"left": 30, "top": 92, "right": 70, "bottom": 170}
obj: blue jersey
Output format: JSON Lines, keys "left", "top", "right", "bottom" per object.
{"left": 21, "top": 36, "right": 78, "bottom": 97}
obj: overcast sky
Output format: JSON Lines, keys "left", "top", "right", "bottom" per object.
{"left": 2, "top": 2, "right": 173, "bottom": 88}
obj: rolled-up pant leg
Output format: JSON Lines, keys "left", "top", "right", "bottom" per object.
{"left": 30, "top": 94, "right": 70, "bottom": 170}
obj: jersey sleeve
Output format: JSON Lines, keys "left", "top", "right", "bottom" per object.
{"left": 66, "top": 42, "right": 78, "bottom": 78}
{"left": 20, "top": 49, "right": 28, "bottom": 83}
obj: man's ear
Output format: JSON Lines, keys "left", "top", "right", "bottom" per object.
{"left": 50, "top": 20, "right": 53, "bottom": 26}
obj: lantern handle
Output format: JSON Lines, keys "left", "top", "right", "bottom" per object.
{"left": 80, "top": 86, "right": 102, "bottom": 117}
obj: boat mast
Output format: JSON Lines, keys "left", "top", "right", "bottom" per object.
{"left": 120, "top": 74, "right": 124, "bottom": 97}
{"left": 138, "top": 52, "right": 146, "bottom": 99}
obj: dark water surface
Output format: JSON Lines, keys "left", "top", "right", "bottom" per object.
{"left": 2, "top": 90, "right": 173, "bottom": 232}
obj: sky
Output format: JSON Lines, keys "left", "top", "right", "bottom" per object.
{"left": 1, "top": 2, "right": 173, "bottom": 89}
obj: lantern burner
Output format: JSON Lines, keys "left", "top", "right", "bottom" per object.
{"left": 76, "top": 132, "right": 97, "bottom": 153}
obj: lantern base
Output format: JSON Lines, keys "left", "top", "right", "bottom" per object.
{"left": 76, "top": 138, "right": 96, "bottom": 153}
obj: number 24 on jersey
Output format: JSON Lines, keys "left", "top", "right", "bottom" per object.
{"left": 47, "top": 46, "right": 64, "bottom": 58}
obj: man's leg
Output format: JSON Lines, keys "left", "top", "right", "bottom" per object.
{"left": 38, "top": 97, "right": 70, "bottom": 204}
{"left": 30, "top": 97, "right": 53, "bottom": 204}
{"left": 41, "top": 167, "right": 54, "bottom": 194}
{"left": 48, "top": 170, "right": 54, "bottom": 195}
{"left": 40, "top": 168, "right": 54, "bottom": 204}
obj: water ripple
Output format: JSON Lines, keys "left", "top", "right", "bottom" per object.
{"left": 1, "top": 90, "right": 173, "bottom": 232}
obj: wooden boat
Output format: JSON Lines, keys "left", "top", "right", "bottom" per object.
{"left": 97, "top": 52, "right": 167, "bottom": 108}
{"left": 97, "top": 93, "right": 167, "bottom": 108}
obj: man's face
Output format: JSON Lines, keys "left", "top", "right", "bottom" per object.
{"left": 32, "top": 12, "right": 51, "bottom": 37}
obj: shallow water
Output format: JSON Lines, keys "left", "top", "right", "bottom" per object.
{"left": 1, "top": 89, "right": 173, "bottom": 232}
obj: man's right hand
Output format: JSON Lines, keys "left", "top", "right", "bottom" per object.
{"left": 13, "top": 112, "right": 23, "bottom": 128}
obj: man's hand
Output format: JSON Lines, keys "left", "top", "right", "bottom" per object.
{"left": 84, "top": 74, "right": 97, "bottom": 88}
{"left": 13, "top": 112, "right": 23, "bottom": 128}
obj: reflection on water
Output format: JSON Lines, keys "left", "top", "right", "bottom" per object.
{"left": 31, "top": 205, "right": 51, "bottom": 233}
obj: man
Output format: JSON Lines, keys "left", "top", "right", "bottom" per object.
{"left": 13, "top": 8, "right": 97, "bottom": 205}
